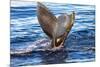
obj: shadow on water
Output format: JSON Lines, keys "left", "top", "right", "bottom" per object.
{"left": 41, "top": 49, "right": 68, "bottom": 64}
{"left": 11, "top": 49, "right": 68, "bottom": 66}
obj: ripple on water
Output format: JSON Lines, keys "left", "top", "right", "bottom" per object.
{"left": 10, "top": 1, "right": 95, "bottom": 66}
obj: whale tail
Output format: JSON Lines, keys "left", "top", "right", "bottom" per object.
{"left": 37, "top": 2, "right": 75, "bottom": 49}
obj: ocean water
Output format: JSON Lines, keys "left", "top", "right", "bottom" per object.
{"left": 10, "top": 1, "right": 95, "bottom": 67}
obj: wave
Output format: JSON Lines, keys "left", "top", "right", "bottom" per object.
{"left": 65, "top": 58, "right": 95, "bottom": 63}
{"left": 11, "top": 1, "right": 36, "bottom": 7}
{"left": 10, "top": 37, "right": 95, "bottom": 56}
{"left": 11, "top": 16, "right": 38, "bottom": 23}
{"left": 11, "top": 38, "right": 50, "bottom": 55}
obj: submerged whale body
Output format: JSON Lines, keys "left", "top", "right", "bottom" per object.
{"left": 37, "top": 2, "right": 75, "bottom": 49}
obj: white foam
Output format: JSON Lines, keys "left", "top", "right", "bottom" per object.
{"left": 11, "top": 17, "right": 39, "bottom": 24}
{"left": 11, "top": 1, "right": 36, "bottom": 7}
{"left": 11, "top": 0, "right": 95, "bottom": 5}
{"left": 65, "top": 58, "right": 95, "bottom": 63}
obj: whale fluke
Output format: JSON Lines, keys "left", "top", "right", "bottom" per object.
{"left": 37, "top": 2, "right": 75, "bottom": 49}
{"left": 37, "top": 2, "right": 57, "bottom": 38}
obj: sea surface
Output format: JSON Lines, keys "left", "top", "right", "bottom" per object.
{"left": 10, "top": 1, "right": 95, "bottom": 67}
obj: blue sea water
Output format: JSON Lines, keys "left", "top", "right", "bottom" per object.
{"left": 10, "top": 1, "right": 95, "bottom": 67}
